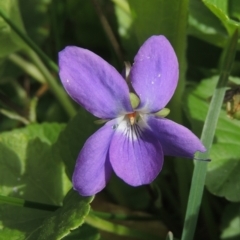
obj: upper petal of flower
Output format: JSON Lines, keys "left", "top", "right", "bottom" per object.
{"left": 59, "top": 46, "right": 133, "bottom": 119}
{"left": 147, "top": 115, "right": 206, "bottom": 158}
{"left": 130, "top": 36, "right": 179, "bottom": 113}
{"left": 109, "top": 120, "right": 163, "bottom": 186}
{"left": 72, "top": 119, "right": 116, "bottom": 196}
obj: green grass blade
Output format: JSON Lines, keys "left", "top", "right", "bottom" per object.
{"left": 8, "top": 53, "right": 46, "bottom": 83}
{"left": 0, "top": 195, "right": 24, "bottom": 207}
{"left": 0, "top": 8, "right": 77, "bottom": 118}
{"left": 26, "top": 49, "right": 77, "bottom": 118}
{"left": 85, "top": 212, "right": 164, "bottom": 240}
{"left": 0, "top": 8, "right": 58, "bottom": 72}
{"left": 181, "top": 28, "right": 239, "bottom": 240}
{"left": 0, "top": 194, "right": 60, "bottom": 211}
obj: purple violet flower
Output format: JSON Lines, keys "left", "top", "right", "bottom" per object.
{"left": 59, "top": 35, "right": 206, "bottom": 196}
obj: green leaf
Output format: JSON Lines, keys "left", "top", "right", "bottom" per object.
{"left": 24, "top": 138, "right": 70, "bottom": 205}
{"left": 0, "top": 192, "right": 94, "bottom": 240}
{"left": 0, "top": 123, "right": 76, "bottom": 238}
{"left": 0, "top": 205, "right": 50, "bottom": 240}
{"left": 127, "top": 0, "right": 188, "bottom": 45}
{"left": 207, "top": 144, "right": 240, "bottom": 201}
{"left": 188, "top": 0, "right": 228, "bottom": 48}
{"left": 202, "top": 0, "right": 239, "bottom": 35}
{"left": 28, "top": 190, "right": 93, "bottom": 240}
{"left": 0, "top": 122, "right": 70, "bottom": 204}
{"left": 184, "top": 76, "right": 240, "bottom": 201}
{"left": 229, "top": 0, "right": 240, "bottom": 21}
{"left": 60, "top": 224, "right": 100, "bottom": 240}
{"left": 25, "top": 123, "right": 65, "bottom": 144}
{"left": 0, "top": 225, "right": 25, "bottom": 240}
{"left": 0, "top": 0, "right": 26, "bottom": 57}
{"left": 221, "top": 203, "right": 240, "bottom": 240}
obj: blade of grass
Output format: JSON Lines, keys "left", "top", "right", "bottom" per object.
{"left": 0, "top": 9, "right": 77, "bottom": 118}
{"left": 85, "top": 212, "right": 164, "bottom": 240}
{"left": 0, "top": 194, "right": 24, "bottom": 207}
{"left": 91, "top": 0, "right": 124, "bottom": 64}
{"left": 0, "top": 195, "right": 60, "bottom": 211}
{"left": 181, "top": 28, "right": 239, "bottom": 240}
{"left": 0, "top": 8, "right": 58, "bottom": 72}
{"left": 90, "top": 210, "right": 161, "bottom": 221}
{"left": 0, "top": 108, "right": 29, "bottom": 125}
{"left": 26, "top": 49, "right": 76, "bottom": 118}
{"left": 8, "top": 53, "right": 46, "bottom": 84}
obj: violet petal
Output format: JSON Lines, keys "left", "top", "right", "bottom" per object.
{"left": 109, "top": 121, "right": 163, "bottom": 186}
{"left": 130, "top": 36, "right": 178, "bottom": 113}
{"left": 72, "top": 120, "right": 116, "bottom": 196}
{"left": 59, "top": 46, "right": 132, "bottom": 119}
{"left": 147, "top": 115, "right": 206, "bottom": 158}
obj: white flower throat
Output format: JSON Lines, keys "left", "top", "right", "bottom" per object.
{"left": 113, "top": 111, "right": 146, "bottom": 142}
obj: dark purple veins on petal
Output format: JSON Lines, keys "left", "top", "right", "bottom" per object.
{"left": 109, "top": 121, "right": 164, "bottom": 186}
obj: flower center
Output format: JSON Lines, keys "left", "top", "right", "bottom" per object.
{"left": 127, "top": 112, "right": 137, "bottom": 125}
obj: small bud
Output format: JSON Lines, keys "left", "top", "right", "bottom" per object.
{"left": 129, "top": 93, "right": 140, "bottom": 109}
{"left": 155, "top": 108, "right": 170, "bottom": 118}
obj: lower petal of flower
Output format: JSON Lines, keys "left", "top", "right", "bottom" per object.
{"left": 147, "top": 115, "right": 206, "bottom": 158}
{"left": 109, "top": 119, "right": 163, "bottom": 186}
{"left": 72, "top": 120, "right": 116, "bottom": 196}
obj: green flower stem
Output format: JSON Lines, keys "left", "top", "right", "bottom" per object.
{"left": 29, "top": 97, "right": 38, "bottom": 123}
{"left": 91, "top": 0, "right": 124, "bottom": 64}
{"left": 0, "top": 108, "right": 29, "bottom": 125}
{"left": 91, "top": 210, "right": 160, "bottom": 221}
{"left": 8, "top": 53, "right": 46, "bottom": 84}
{"left": 0, "top": 195, "right": 60, "bottom": 211}
{"left": 0, "top": 195, "right": 24, "bottom": 207}
{"left": 181, "top": 29, "right": 239, "bottom": 240}
{"left": 0, "top": 8, "right": 76, "bottom": 118}
{"left": 0, "top": 8, "right": 58, "bottom": 73}
{"left": 85, "top": 212, "right": 163, "bottom": 240}
{"left": 26, "top": 49, "right": 76, "bottom": 118}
